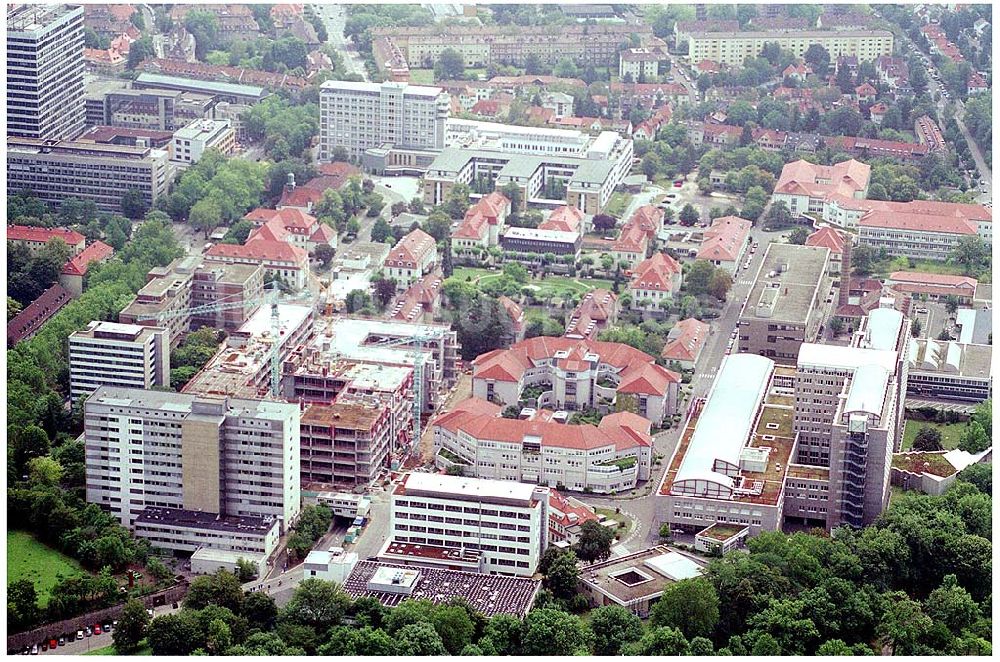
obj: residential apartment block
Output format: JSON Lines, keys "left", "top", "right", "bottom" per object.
{"left": 626, "top": 252, "right": 684, "bottom": 312}
{"left": 737, "top": 244, "right": 832, "bottom": 365}
{"left": 771, "top": 158, "right": 871, "bottom": 222}
{"left": 433, "top": 397, "right": 653, "bottom": 494}
{"left": 69, "top": 322, "right": 170, "bottom": 402}
{"left": 687, "top": 29, "right": 893, "bottom": 68}
{"left": 319, "top": 80, "right": 449, "bottom": 167}
{"left": 6, "top": 225, "right": 86, "bottom": 256}
{"left": 7, "top": 4, "right": 86, "bottom": 140}
{"left": 84, "top": 387, "right": 301, "bottom": 553}
{"left": 7, "top": 137, "right": 171, "bottom": 214}
{"left": 372, "top": 23, "right": 650, "bottom": 70}
{"left": 384, "top": 472, "right": 549, "bottom": 577}
{"left": 697, "top": 216, "right": 753, "bottom": 274}
{"left": 619, "top": 48, "right": 662, "bottom": 80}
{"left": 451, "top": 192, "right": 511, "bottom": 256}
{"left": 472, "top": 336, "right": 680, "bottom": 424}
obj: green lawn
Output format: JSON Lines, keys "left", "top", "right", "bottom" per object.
{"left": 85, "top": 643, "right": 152, "bottom": 656}
{"left": 408, "top": 68, "right": 435, "bottom": 84}
{"left": 595, "top": 508, "right": 633, "bottom": 537}
{"left": 450, "top": 267, "right": 613, "bottom": 297}
{"left": 605, "top": 191, "right": 633, "bottom": 218}
{"left": 901, "top": 419, "right": 966, "bottom": 451}
{"left": 873, "top": 258, "right": 970, "bottom": 279}
{"left": 7, "top": 531, "right": 88, "bottom": 607}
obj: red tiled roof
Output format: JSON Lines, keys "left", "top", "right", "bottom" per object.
{"left": 805, "top": 227, "right": 846, "bottom": 254}
{"left": 310, "top": 223, "right": 337, "bottom": 243}
{"left": 62, "top": 241, "right": 114, "bottom": 276}
{"left": 661, "top": 318, "right": 709, "bottom": 363}
{"left": 774, "top": 159, "right": 871, "bottom": 200}
{"left": 697, "top": 215, "right": 751, "bottom": 262}
{"left": 539, "top": 206, "right": 583, "bottom": 234}
{"left": 386, "top": 229, "right": 436, "bottom": 269}
{"left": 548, "top": 490, "right": 599, "bottom": 528}
{"left": 7, "top": 225, "right": 86, "bottom": 246}
{"left": 8, "top": 284, "right": 71, "bottom": 345}
{"left": 206, "top": 238, "right": 308, "bottom": 263}
{"left": 565, "top": 288, "right": 617, "bottom": 340}
{"left": 859, "top": 210, "right": 979, "bottom": 235}
{"left": 498, "top": 295, "right": 524, "bottom": 325}
{"left": 473, "top": 336, "right": 679, "bottom": 395}
{"left": 888, "top": 271, "right": 977, "bottom": 290}
{"left": 629, "top": 252, "right": 682, "bottom": 293}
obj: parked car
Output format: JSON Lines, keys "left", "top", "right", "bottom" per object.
{"left": 76, "top": 631, "right": 84, "bottom": 640}
{"left": 48, "top": 639, "right": 57, "bottom": 649}
{"left": 58, "top": 637, "right": 65, "bottom": 647}
{"left": 84, "top": 627, "right": 91, "bottom": 637}
{"left": 30, "top": 645, "right": 38, "bottom": 655}
{"left": 94, "top": 625, "right": 102, "bottom": 636}
{"left": 104, "top": 622, "right": 112, "bottom": 632}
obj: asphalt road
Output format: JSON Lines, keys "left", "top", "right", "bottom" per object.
{"left": 314, "top": 3, "right": 369, "bottom": 80}
{"left": 44, "top": 603, "right": 179, "bottom": 656}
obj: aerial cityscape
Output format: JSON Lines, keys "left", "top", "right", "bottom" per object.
{"left": 5, "top": 1, "right": 993, "bottom": 657}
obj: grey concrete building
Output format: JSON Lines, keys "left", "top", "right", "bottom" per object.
{"left": 7, "top": 4, "right": 86, "bottom": 140}
{"left": 69, "top": 321, "right": 170, "bottom": 402}
{"left": 84, "top": 387, "right": 301, "bottom": 552}
{"left": 7, "top": 137, "right": 170, "bottom": 213}
{"left": 319, "top": 80, "right": 450, "bottom": 165}
{"left": 737, "top": 244, "right": 832, "bottom": 365}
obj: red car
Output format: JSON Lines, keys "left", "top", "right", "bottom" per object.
{"left": 49, "top": 640, "right": 57, "bottom": 649}
{"left": 94, "top": 625, "right": 102, "bottom": 636}
{"left": 673, "top": 180, "right": 684, "bottom": 187}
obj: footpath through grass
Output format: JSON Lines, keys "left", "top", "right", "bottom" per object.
{"left": 7, "top": 531, "right": 88, "bottom": 607}
{"left": 900, "top": 419, "right": 966, "bottom": 451}
{"left": 450, "top": 267, "right": 614, "bottom": 296}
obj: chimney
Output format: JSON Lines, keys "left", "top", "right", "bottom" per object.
{"left": 839, "top": 238, "right": 852, "bottom": 308}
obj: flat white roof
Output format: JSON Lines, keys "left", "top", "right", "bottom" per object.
{"left": 673, "top": 354, "right": 774, "bottom": 488}
{"left": 865, "top": 308, "right": 904, "bottom": 351}
{"left": 798, "top": 343, "right": 898, "bottom": 372}
{"left": 92, "top": 321, "right": 146, "bottom": 335}
{"left": 643, "top": 551, "right": 704, "bottom": 581}
{"left": 174, "top": 119, "right": 231, "bottom": 140}
{"left": 310, "top": 317, "right": 449, "bottom": 365}
{"left": 956, "top": 308, "right": 977, "bottom": 344}
{"left": 191, "top": 547, "right": 266, "bottom": 563}
{"left": 843, "top": 363, "right": 891, "bottom": 416}
{"left": 236, "top": 303, "right": 312, "bottom": 340}
{"left": 448, "top": 117, "right": 588, "bottom": 141}
{"left": 403, "top": 472, "right": 539, "bottom": 503}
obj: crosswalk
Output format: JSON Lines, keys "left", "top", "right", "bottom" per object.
{"left": 737, "top": 278, "right": 755, "bottom": 286}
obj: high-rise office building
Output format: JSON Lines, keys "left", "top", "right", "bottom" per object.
{"left": 69, "top": 321, "right": 170, "bottom": 402}
{"left": 84, "top": 387, "right": 301, "bottom": 551}
{"left": 7, "top": 4, "right": 86, "bottom": 140}
{"left": 319, "top": 80, "right": 449, "bottom": 164}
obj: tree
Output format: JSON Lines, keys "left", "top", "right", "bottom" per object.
{"left": 958, "top": 420, "right": 989, "bottom": 453}
{"left": 148, "top": 612, "right": 200, "bottom": 656}
{"left": 424, "top": 211, "right": 453, "bottom": 241}
{"left": 912, "top": 426, "right": 943, "bottom": 452}
{"left": 926, "top": 575, "right": 980, "bottom": 635}
{"left": 624, "top": 626, "right": 691, "bottom": 655}
{"left": 280, "top": 578, "right": 351, "bottom": 630}
{"left": 434, "top": 48, "right": 465, "bottom": 80}
{"left": 314, "top": 244, "right": 334, "bottom": 268}
{"left": 7, "top": 579, "right": 41, "bottom": 632}
{"left": 522, "top": 608, "right": 594, "bottom": 656}
{"left": 877, "top": 592, "right": 933, "bottom": 655}
{"left": 575, "top": 519, "right": 615, "bottom": 563}
{"left": 651, "top": 578, "right": 720, "bottom": 639}
{"left": 430, "top": 603, "right": 475, "bottom": 654}
{"left": 952, "top": 236, "right": 989, "bottom": 275}
{"left": 189, "top": 197, "right": 223, "bottom": 236}
{"left": 27, "top": 456, "right": 62, "bottom": 487}
{"left": 708, "top": 269, "right": 732, "bottom": 301}
{"left": 679, "top": 203, "right": 700, "bottom": 226}
{"left": 371, "top": 218, "right": 392, "bottom": 243}
{"left": 396, "top": 622, "right": 447, "bottom": 656}
{"left": 829, "top": 317, "right": 844, "bottom": 336}
{"left": 235, "top": 558, "right": 258, "bottom": 582}
{"left": 184, "top": 569, "right": 243, "bottom": 613}
{"left": 850, "top": 244, "right": 878, "bottom": 276}
{"left": 685, "top": 260, "right": 715, "bottom": 296}
{"left": 788, "top": 226, "right": 810, "bottom": 245}
{"left": 817, "top": 639, "right": 874, "bottom": 655}
{"left": 956, "top": 463, "right": 991, "bottom": 495}
{"left": 542, "top": 549, "right": 580, "bottom": 599}
{"left": 943, "top": 295, "right": 961, "bottom": 315}
{"left": 590, "top": 605, "right": 643, "bottom": 655}
{"left": 121, "top": 189, "right": 148, "bottom": 219}
{"left": 372, "top": 277, "right": 397, "bottom": 309}
{"left": 804, "top": 44, "right": 831, "bottom": 77}
{"left": 911, "top": 317, "right": 922, "bottom": 338}
{"left": 113, "top": 599, "right": 151, "bottom": 653}
{"left": 126, "top": 36, "right": 155, "bottom": 70}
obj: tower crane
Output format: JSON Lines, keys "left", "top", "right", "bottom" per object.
{"left": 364, "top": 329, "right": 448, "bottom": 451}
{"left": 136, "top": 287, "right": 285, "bottom": 397}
